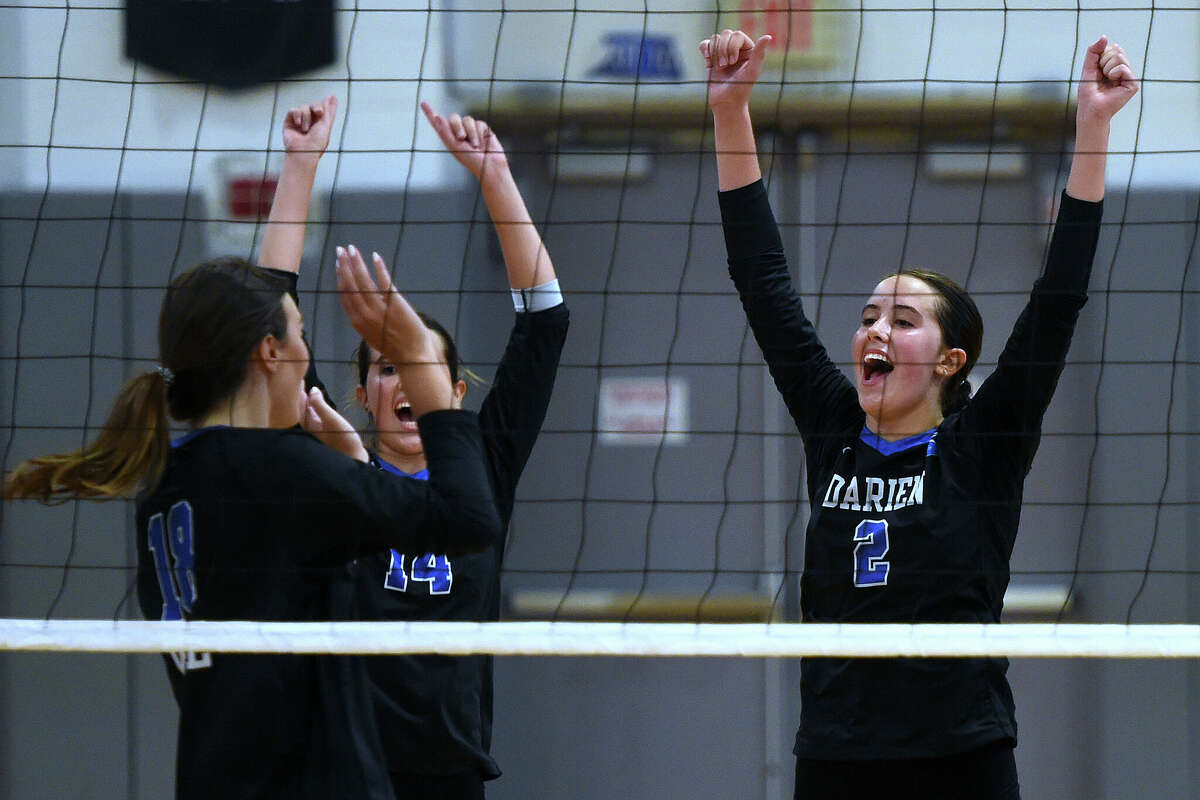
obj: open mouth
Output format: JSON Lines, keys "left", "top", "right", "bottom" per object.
{"left": 393, "top": 401, "right": 415, "bottom": 426}
{"left": 862, "top": 352, "right": 894, "bottom": 383}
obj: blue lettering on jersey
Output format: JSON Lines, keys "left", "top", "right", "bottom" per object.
{"left": 376, "top": 458, "right": 453, "bottom": 596}
{"left": 383, "top": 551, "right": 454, "bottom": 595}
{"left": 852, "top": 519, "right": 891, "bottom": 588}
{"left": 147, "top": 513, "right": 183, "bottom": 621}
{"left": 384, "top": 550, "right": 409, "bottom": 592}
{"left": 167, "top": 501, "right": 197, "bottom": 612}
{"left": 411, "top": 553, "right": 453, "bottom": 595}
{"left": 146, "top": 500, "right": 210, "bottom": 672}
{"left": 147, "top": 501, "right": 198, "bottom": 618}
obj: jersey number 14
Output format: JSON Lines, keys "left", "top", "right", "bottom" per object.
{"left": 384, "top": 551, "right": 453, "bottom": 595}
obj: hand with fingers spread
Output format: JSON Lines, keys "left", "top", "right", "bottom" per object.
{"left": 1077, "top": 35, "right": 1139, "bottom": 125}
{"left": 335, "top": 245, "right": 454, "bottom": 416}
{"left": 420, "top": 101, "right": 508, "bottom": 183}
{"left": 699, "top": 29, "right": 772, "bottom": 111}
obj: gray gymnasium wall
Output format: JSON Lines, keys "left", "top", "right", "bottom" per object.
{"left": 0, "top": 130, "right": 1196, "bottom": 799}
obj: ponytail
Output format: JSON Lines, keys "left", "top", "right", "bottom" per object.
{"left": 943, "top": 376, "right": 974, "bottom": 417}
{"left": 3, "top": 370, "right": 171, "bottom": 503}
{"left": 5, "top": 257, "right": 290, "bottom": 503}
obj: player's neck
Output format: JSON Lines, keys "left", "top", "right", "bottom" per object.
{"left": 196, "top": 385, "right": 270, "bottom": 430}
{"left": 376, "top": 442, "right": 428, "bottom": 475}
{"left": 864, "top": 407, "right": 943, "bottom": 442}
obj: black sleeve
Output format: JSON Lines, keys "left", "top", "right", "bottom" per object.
{"left": 272, "top": 410, "right": 501, "bottom": 564}
{"left": 962, "top": 191, "right": 1103, "bottom": 474}
{"left": 261, "top": 266, "right": 335, "bottom": 409}
{"left": 476, "top": 303, "right": 570, "bottom": 530}
{"left": 719, "top": 180, "right": 862, "bottom": 448}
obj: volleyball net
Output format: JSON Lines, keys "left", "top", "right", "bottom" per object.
{"left": 1, "top": 0, "right": 1197, "bottom": 655}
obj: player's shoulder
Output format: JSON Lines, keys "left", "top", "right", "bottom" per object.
{"left": 172, "top": 425, "right": 313, "bottom": 456}
{"left": 168, "top": 426, "right": 331, "bottom": 485}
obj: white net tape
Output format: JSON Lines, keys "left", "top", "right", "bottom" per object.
{"left": 3, "top": 619, "right": 1200, "bottom": 658}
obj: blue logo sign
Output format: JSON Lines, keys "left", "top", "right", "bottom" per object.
{"left": 590, "top": 33, "right": 681, "bottom": 81}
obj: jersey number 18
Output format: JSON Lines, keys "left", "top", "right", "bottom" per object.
{"left": 147, "top": 500, "right": 198, "bottom": 619}
{"left": 146, "top": 501, "right": 211, "bottom": 673}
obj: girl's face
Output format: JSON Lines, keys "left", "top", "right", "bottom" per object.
{"left": 851, "top": 274, "right": 962, "bottom": 435}
{"left": 356, "top": 342, "right": 466, "bottom": 461}
{"left": 269, "top": 294, "right": 310, "bottom": 429}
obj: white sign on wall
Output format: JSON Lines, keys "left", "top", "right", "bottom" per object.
{"left": 598, "top": 376, "right": 689, "bottom": 446}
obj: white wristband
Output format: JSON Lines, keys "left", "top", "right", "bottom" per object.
{"left": 511, "top": 278, "right": 563, "bottom": 313}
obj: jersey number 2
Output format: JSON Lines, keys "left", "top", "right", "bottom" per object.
{"left": 384, "top": 551, "right": 453, "bottom": 595}
{"left": 146, "top": 501, "right": 197, "bottom": 620}
{"left": 852, "top": 519, "right": 890, "bottom": 588}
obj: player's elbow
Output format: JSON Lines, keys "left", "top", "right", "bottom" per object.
{"left": 441, "top": 493, "right": 502, "bottom": 555}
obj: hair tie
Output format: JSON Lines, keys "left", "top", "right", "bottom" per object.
{"left": 155, "top": 365, "right": 175, "bottom": 385}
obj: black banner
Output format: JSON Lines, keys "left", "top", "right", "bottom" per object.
{"left": 126, "top": 0, "right": 335, "bottom": 89}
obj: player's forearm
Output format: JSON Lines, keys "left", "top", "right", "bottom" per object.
{"left": 1065, "top": 117, "right": 1110, "bottom": 203}
{"left": 398, "top": 361, "right": 457, "bottom": 417}
{"left": 479, "top": 166, "right": 556, "bottom": 290}
{"left": 713, "top": 104, "right": 761, "bottom": 192}
{"left": 259, "top": 154, "right": 319, "bottom": 274}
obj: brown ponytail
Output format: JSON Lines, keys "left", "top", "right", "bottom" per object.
{"left": 5, "top": 256, "right": 291, "bottom": 503}
{"left": 4, "top": 370, "right": 170, "bottom": 502}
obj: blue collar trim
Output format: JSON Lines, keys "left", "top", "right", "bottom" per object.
{"left": 860, "top": 426, "right": 937, "bottom": 456}
{"left": 376, "top": 457, "right": 428, "bottom": 481}
{"left": 171, "top": 426, "right": 230, "bottom": 449}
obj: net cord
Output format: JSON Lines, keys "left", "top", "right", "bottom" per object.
{"left": 3, "top": 619, "right": 1200, "bottom": 658}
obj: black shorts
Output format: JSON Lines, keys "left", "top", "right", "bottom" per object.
{"left": 794, "top": 739, "right": 1019, "bottom": 800}
{"left": 389, "top": 770, "right": 485, "bottom": 800}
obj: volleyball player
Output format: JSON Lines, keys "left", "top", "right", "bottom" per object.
{"left": 261, "top": 97, "right": 568, "bottom": 797}
{"left": 4, "top": 249, "right": 502, "bottom": 798}
{"left": 352, "top": 102, "right": 567, "bottom": 799}
{"left": 701, "top": 30, "right": 1138, "bottom": 798}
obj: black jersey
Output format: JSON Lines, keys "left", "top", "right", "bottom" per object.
{"left": 135, "top": 411, "right": 501, "bottom": 800}
{"left": 349, "top": 303, "right": 569, "bottom": 780}
{"left": 720, "top": 180, "right": 1101, "bottom": 759}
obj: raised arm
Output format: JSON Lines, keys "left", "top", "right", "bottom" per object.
{"left": 420, "top": 101, "right": 556, "bottom": 291}
{"left": 336, "top": 245, "right": 456, "bottom": 418}
{"left": 700, "top": 30, "right": 861, "bottom": 444}
{"left": 963, "top": 39, "right": 1138, "bottom": 470}
{"left": 1065, "top": 36, "right": 1139, "bottom": 202}
{"left": 258, "top": 95, "right": 338, "bottom": 273}
{"left": 701, "top": 30, "right": 772, "bottom": 191}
